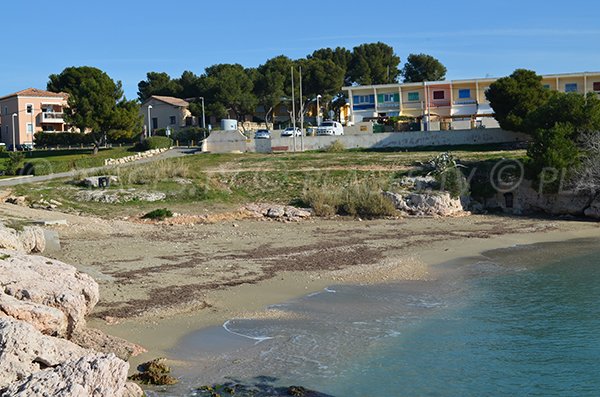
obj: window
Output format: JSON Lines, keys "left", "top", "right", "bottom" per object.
{"left": 152, "top": 118, "right": 158, "bottom": 130}
{"left": 543, "top": 84, "right": 551, "bottom": 90}
{"left": 407, "top": 92, "right": 419, "bottom": 101}
{"left": 3, "top": 107, "right": 7, "bottom": 116}
{"left": 26, "top": 123, "right": 33, "bottom": 134}
{"left": 26, "top": 104, "right": 33, "bottom": 114}
{"left": 353, "top": 95, "right": 375, "bottom": 104}
{"left": 458, "top": 89, "right": 471, "bottom": 99}
{"left": 169, "top": 116, "right": 176, "bottom": 125}
{"left": 593, "top": 82, "right": 600, "bottom": 92}
{"left": 432, "top": 90, "right": 445, "bottom": 100}
{"left": 565, "top": 83, "right": 578, "bottom": 93}
{"left": 381, "top": 93, "right": 398, "bottom": 102}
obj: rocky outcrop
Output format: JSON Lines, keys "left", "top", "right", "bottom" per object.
{"left": 18, "top": 226, "right": 46, "bottom": 253}
{"left": 0, "top": 353, "right": 133, "bottom": 397}
{"left": 584, "top": 196, "right": 600, "bottom": 219}
{"left": 0, "top": 251, "right": 99, "bottom": 334}
{"left": 0, "top": 294, "right": 67, "bottom": 336}
{"left": 0, "top": 317, "right": 88, "bottom": 387}
{"left": 244, "top": 203, "right": 312, "bottom": 221}
{"left": 70, "top": 327, "right": 147, "bottom": 361}
{"left": 76, "top": 189, "right": 166, "bottom": 204}
{"left": 486, "top": 183, "right": 595, "bottom": 216}
{"left": 382, "top": 191, "right": 467, "bottom": 217}
{"left": 0, "top": 225, "right": 46, "bottom": 254}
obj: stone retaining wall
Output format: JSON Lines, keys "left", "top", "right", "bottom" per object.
{"left": 104, "top": 148, "right": 170, "bottom": 166}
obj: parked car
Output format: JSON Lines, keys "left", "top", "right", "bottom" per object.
{"left": 316, "top": 120, "right": 344, "bottom": 136}
{"left": 254, "top": 129, "right": 271, "bottom": 139}
{"left": 281, "top": 127, "right": 302, "bottom": 137}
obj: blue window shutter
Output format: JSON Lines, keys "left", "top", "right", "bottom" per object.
{"left": 353, "top": 95, "right": 359, "bottom": 103}
{"left": 369, "top": 95, "right": 375, "bottom": 103}
{"left": 459, "top": 89, "right": 471, "bottom": 99}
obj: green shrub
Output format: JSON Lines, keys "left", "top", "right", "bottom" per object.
{"left": 34, "top": 132, "right": 95, "bottom": 146}
{"left": 324, "top": 140, "right": 345, "bottom": 153}
{"left": 435, "top": 167, "right": 469, "bottom": 198}
{"left": 303, "top": 181, "right": 396, "bottom": 218}
{"left": 21, "top": 160, "right": 53, "bottom": 176}
{"left": 142, "top": 208, "right": 173, "bottom": 220}
{"left": 339, "top": 183, "right": 397, "bottom": 218}
{"left": 5, "top": 152, "right": 24, "bottom": 175}
{"left": 135, "top": 136, "right": 173, "bottom": 151}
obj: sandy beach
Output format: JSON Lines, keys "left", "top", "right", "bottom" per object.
{"left": 1, "top": 202, "right": 598, "bottom": 372}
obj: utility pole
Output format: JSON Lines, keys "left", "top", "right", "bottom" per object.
{"left": 299, "top": 66, "right": 304, "bottom": 152}
{"left": 291, "top": 66, "right": 296, "bottom": 152}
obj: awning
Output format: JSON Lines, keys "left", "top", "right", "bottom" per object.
{"left": 477, "top": 104, "right": 494, "bottom": 115}
{"left": 451, "top": 105, "right": 477, "bottom": 116}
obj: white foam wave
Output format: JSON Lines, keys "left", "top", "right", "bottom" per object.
{"left": 222, "top": 320, "right": 274, "bottom": 344}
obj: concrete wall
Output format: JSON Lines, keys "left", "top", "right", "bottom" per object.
{"left": 266, "top": 128, "right": 528, "bottom": 152}
{"left": 204, "top": 128, "right": 529, "bottom": 154}
{"left": 203, "top": 130, "right": 252, "bottom": 153}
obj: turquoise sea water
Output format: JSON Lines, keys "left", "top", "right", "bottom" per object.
{"left": 166, "top": 239, "right": 600, "bottom": 397}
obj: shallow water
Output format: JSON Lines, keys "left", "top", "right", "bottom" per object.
{"left": 161, "top": 238, "right": 600, "bottom": 396}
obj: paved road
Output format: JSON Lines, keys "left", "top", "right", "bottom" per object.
{"left": 0, "top": 147, "right": 200, "bottom": 187}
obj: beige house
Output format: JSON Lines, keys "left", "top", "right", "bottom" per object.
{"left": 0, "top": 88, "right": 70, "bottom": 148}
{"left": 140, "top": 96, "right": 196, "bottom": 135}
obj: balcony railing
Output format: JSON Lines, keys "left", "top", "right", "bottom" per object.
{"left": 41, "top": 112, "right": 64, "bottom": 123}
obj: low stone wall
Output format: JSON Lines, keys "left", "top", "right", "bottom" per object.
{"left": 203, "top": 130, "right": 252, "bottom": 153}
{"left": 104, "top": 148, "right": 169, "bottom": 166}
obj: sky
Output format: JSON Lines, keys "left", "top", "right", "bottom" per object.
{"left": 3, "top": 0, "right": 600, "bottom": 100}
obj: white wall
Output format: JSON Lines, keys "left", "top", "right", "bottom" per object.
{"left": 266, "top": 129, "right": 528, "bottom": 152}
{"left": 204, "top": 128, "right": 529, "bottom": 154}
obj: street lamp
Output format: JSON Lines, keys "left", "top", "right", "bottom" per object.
{"left": 11, "top": 113, "right": 17, "bottom": 152}
{"left": 147, "top": 105, "right": 153, "bottom": 137}
{"left": 199, "top": 97, "right": 206, "bottom": 130}
{"left": 316, "top": 95, "right": 322, "bottom": 126}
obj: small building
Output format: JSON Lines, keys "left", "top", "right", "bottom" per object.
{"left": 0, "top": 88, "right": 70, "bottom": 148}
{"left": 342, "top": 71, "right": 600, "bottom": 131}
{"left": 140, "top": 95, "right": 196, "bottom": 135}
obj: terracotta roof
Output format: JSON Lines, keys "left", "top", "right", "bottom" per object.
{"left": 148, "top": 95, "right": 189, "bottom": 107}
{"left": 0, "top": 88, "right": 68, "bottom": 101}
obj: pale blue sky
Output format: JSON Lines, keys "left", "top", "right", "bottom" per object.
{"left": 3, "top": 0, "right": 599, "bottom": 99}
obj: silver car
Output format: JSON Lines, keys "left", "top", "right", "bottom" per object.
{"left": 254, "top": 129, "right": 271, "bottom": 139}
{"left": 281, "top": 127, "right": 302, "bottom": 137}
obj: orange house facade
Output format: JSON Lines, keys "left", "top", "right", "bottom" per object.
{"left": 343, "top": 71, "right": 600, "bottom": 131}
{"left": 0, "top": 88, "right": 70, "bottom": 148}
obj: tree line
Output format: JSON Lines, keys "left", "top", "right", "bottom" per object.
{"left": 39, "top": 43, "right": 446, "bottom": 154}
{"left": 136, "top": 42, "right": 447, "bottom": 126}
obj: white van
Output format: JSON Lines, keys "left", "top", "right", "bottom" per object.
{"left": 316, "top": 120, "right": 344, "bottom": 136}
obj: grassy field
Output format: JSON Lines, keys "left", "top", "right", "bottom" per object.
{"left": 11, "top": 145, "right": 527, "bottom": 218}
{"left": 0, "top": 146, "right": 135, "bottom": 176}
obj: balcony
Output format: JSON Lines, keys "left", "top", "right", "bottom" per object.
{"left": 377, "top": 102, "right": 401, "bottom": 110}
{"left": 41, "top": 112, "right": 64, "bottom": 123}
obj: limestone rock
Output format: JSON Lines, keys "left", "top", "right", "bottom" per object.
{"left": 0, "top": 251, "right": 99, "bottom": 333}
{"left": 584, "top": 195, "right": 600, "bottom": 219}
{"left": 0, "top": 228, "right": 23, "bottom": 251}
{"left": 0, "top": 353, "right": 132, "bottom": 397}
{"left": 76, "top": 189, "right": 166, "bottom": 204}
{"left": 70, "top": 327, "right": 147, "bottom": 361}
{"left": 266, "top": 207, "right": 285, "bottom": 218}
{"left": 0, "top": 317, "right": 88, "bottom": 388}
{"left": 0, "top": 294, "right": 67, "bottom": 337}
{"left": 383, "top": 191, "right": 466, "bottom": 217}
{"left": 18, "top": 226, "right": 46, "bottom": 253}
